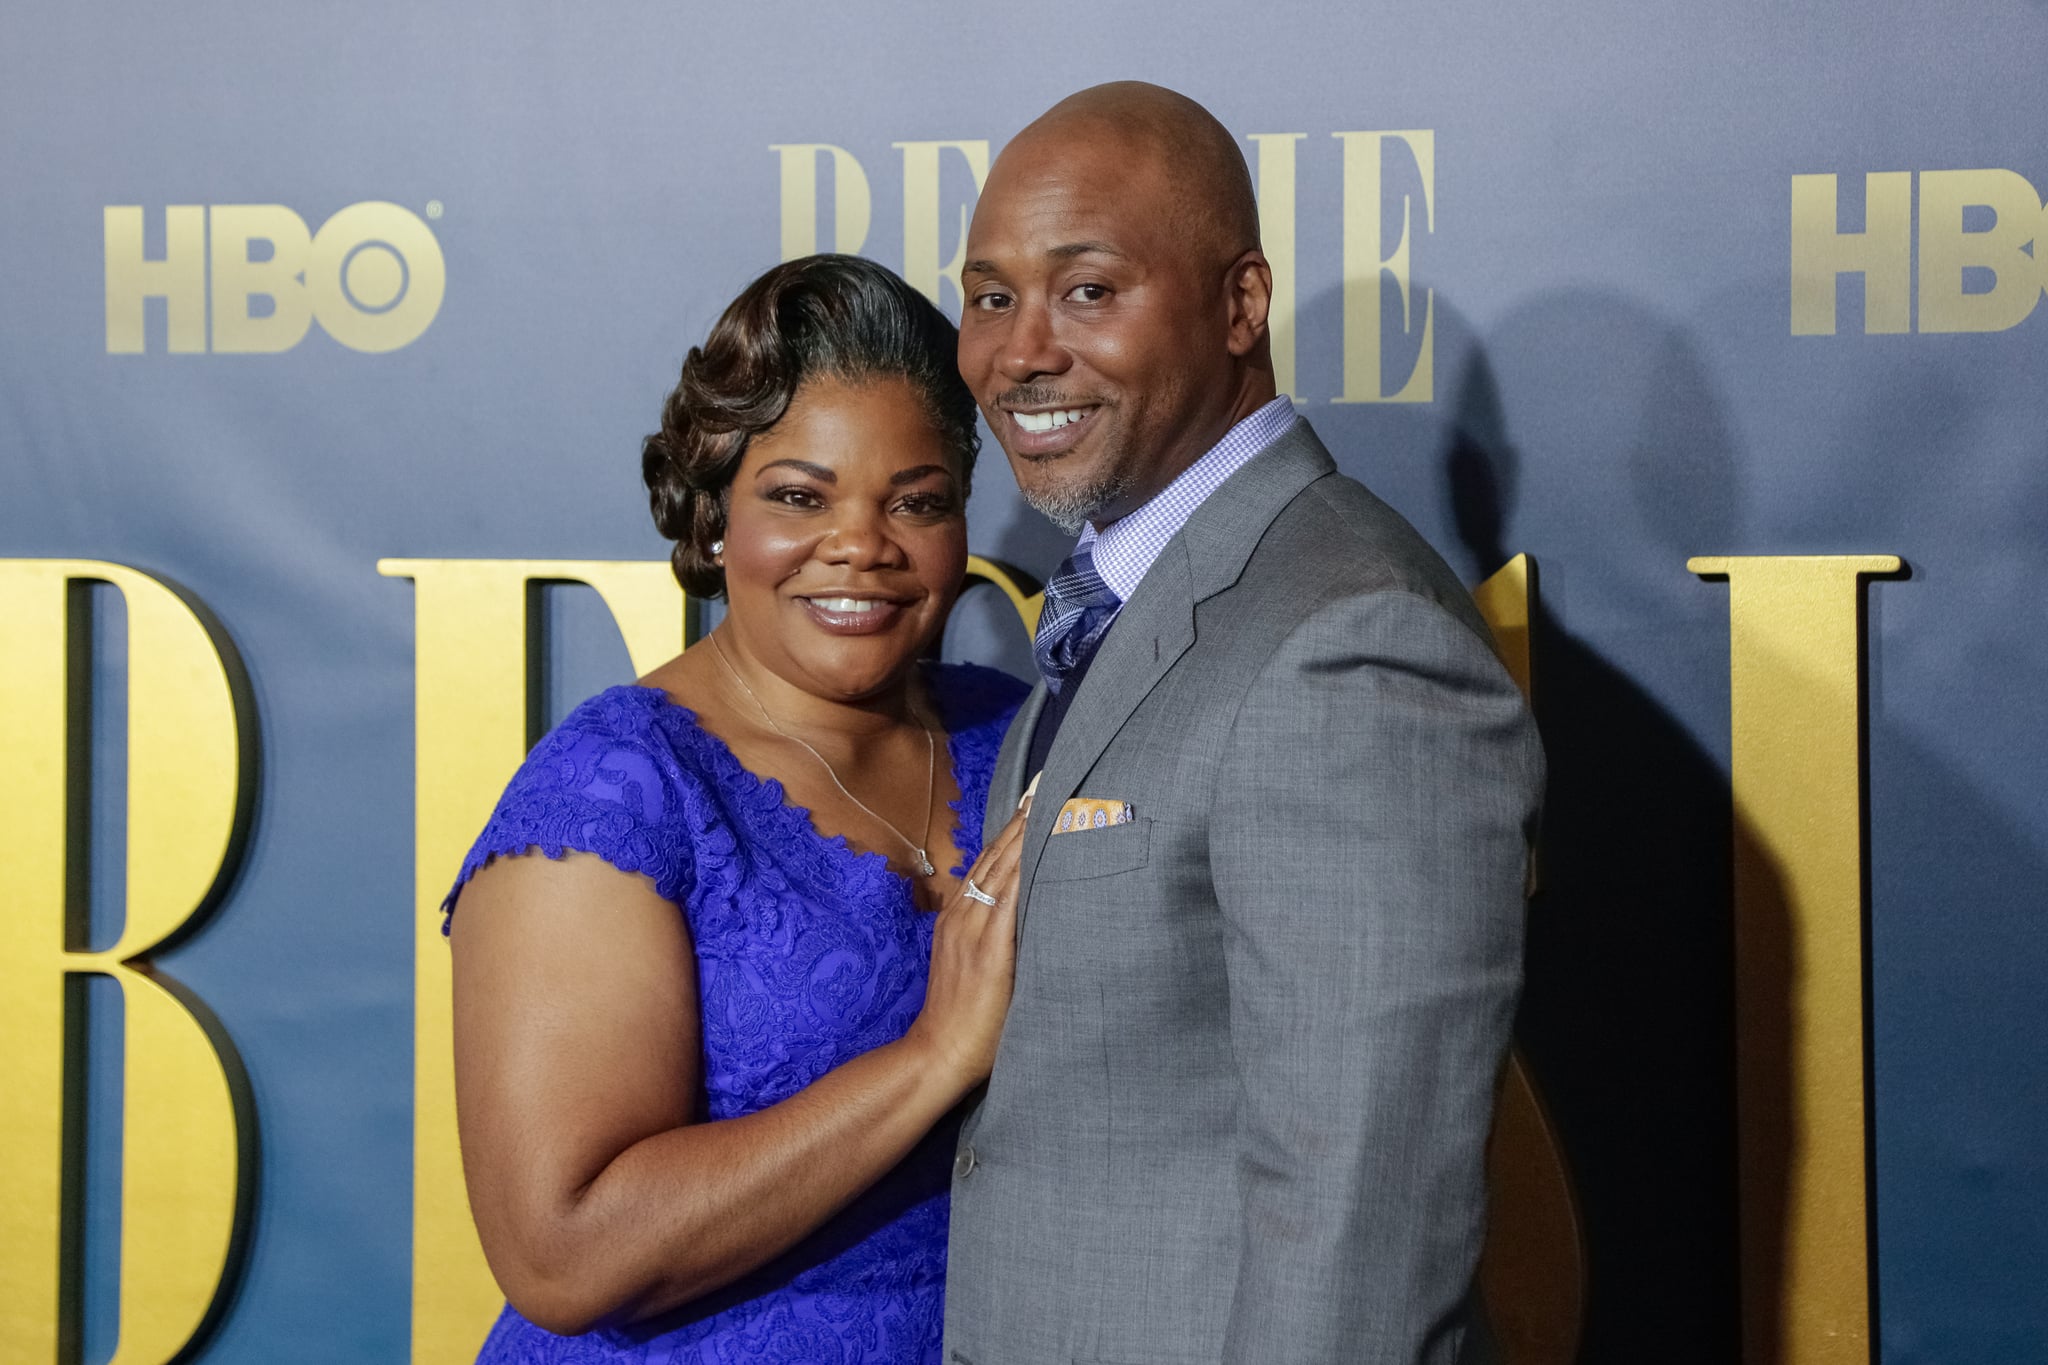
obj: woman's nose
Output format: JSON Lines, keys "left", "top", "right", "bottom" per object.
{"left": 818, "top": 510, "right": 906, "bottom": 569}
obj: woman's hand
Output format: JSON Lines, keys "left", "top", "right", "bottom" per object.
{"left": 905, "top": 800, "right": 1031, "bottom": 1092}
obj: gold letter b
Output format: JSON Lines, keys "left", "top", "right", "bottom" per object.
{"left": 0, "top": 560, "right": 255, "bottom": 1364}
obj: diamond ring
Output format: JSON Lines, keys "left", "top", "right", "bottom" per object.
{"left": 962, "top": 879, "right": 998, "bottom": 907}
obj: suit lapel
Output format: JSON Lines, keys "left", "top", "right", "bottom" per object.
{"left": 1010, "top": 421, "right": 1340, "bottom": 931}
{"left": 1013, "top": 540, "right": 1196, "bottom": 928}
{"left": 984, "top": 681, "right": 1046, "bottom": 845}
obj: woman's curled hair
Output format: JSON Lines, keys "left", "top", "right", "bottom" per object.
{"left": 642, "top": 254, "right": 981, "bottom": 598}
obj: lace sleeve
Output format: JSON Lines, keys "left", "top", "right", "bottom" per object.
{"left": 440, "top": 689, "right": 698, "bottom": 931}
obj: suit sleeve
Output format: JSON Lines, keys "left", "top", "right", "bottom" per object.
{"left": 1212, "top": 588, "right": 1543, "bottom": 1365}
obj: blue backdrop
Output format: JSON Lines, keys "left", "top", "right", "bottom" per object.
{"left": 5, "top": 3, "right": 2045, "bottom": 1362}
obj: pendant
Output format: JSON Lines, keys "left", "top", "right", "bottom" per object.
{"left": 915, "top": 850, "right": 936, "bottom": 877}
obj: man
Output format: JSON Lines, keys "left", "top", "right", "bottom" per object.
{"left": 945, "top": 82, "right": 1544, "bottom": 1365}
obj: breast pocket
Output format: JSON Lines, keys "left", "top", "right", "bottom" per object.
{"left": 1030, "top": 817, "right": 1152, "bottom": 883}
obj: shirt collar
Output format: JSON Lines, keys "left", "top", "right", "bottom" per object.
{"left": 1077, "top": 395, "right": 1300, "bottom": 602}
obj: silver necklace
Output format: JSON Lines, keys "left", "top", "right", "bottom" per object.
{"left": 709, "top": 631, "right": 938, "bottom": 877}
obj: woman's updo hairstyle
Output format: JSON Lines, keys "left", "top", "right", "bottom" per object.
{"left": 642, "top": 254, "right": 981, "bottom": 598}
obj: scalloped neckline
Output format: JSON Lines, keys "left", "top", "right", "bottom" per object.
{"left": 613, "top": 678, "right": 974, "bottom": 905}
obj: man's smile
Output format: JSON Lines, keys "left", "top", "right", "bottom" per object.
{"left": 1001, "top": 403, "right": 1103, "bottom": 457}
{"left": 1010, "top": 406, "right": 1094, "bottom": 433}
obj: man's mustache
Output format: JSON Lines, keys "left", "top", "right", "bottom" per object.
{"left": 990, "top": 386, "right": 1107, "bottom": 411}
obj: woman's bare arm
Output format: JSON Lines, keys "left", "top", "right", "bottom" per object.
{"left": 450, "top": 814, "right": 1024, "bottom": 1336}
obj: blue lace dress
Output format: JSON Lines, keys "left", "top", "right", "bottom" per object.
{"left": 444, "top": 661, "right": 1027, "bottom": 1365}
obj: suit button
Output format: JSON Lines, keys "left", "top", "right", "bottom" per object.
{"left": 954, "top": 1145, "right": 978, "bottom": 1179}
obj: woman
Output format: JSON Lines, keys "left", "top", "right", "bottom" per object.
{"left": 445, "top": 255, "right": 1031, "bottom": 1363}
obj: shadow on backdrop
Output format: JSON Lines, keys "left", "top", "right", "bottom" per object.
{"left": 1295, "top": 278, "right": 1788, "bottom": 1364}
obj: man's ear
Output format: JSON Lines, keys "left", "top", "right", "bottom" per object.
{"left": 1223, "top": 250, "right": 1273, "bottom": 358}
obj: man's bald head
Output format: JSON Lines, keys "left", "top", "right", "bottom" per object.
{"left": 999, "top": 81, "right": 1261, "bottom": 271}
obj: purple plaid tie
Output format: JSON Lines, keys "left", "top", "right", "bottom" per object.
{"left": 1033, "top": 545, "right": 1122, "bottom": 695}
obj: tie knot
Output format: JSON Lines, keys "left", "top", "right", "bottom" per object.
{"left": 1034, "top": 547, "right": 1122, "bottom": 694}
{"left": 1044, "top": 546, "right": 1119, "bottom": 613}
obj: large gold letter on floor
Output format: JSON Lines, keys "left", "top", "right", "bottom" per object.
{"left": 0, "top": 560, "right": 254, "bottom": 1365}
{"left": 377, "top": 560, "right": 689, "bottom": 1365}
{"left": 1690, "top": 554, "right": 1901, "bottom": 1365}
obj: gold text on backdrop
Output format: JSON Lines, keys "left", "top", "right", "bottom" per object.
{"left": 772, "top": 130, "right": 1436, "bottom": 403}
{"left": 0, "top": 561, "right": 256, "bottom": 1365}
{"left": 1, "top": 550, "right": 1897, "bottom": 1365}
{"left": 373, "top": 559, "right": 693, "bottom": 1365}
{"left": 1791, "top": 170, "right": 2048, "bottom": 335}
{"left": 1332, "top": 130, "right": 1435, "bottom": 403}
{"left": 1692, "top": 555, "right": 1903, "bottom": 1365}
{"left": 104, "top": 203, "right": 445, "bottom": 354}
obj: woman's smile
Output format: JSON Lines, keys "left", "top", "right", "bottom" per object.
{"left": 796, "top": 593, "right": 913, "bottom": 635}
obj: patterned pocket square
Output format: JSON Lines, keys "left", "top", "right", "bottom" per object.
{"left": 1052, "top": 796, "right": 1136, "bottom": 834}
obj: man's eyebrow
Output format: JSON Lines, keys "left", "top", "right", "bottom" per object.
{"left": 962, "top": 241, "right": 1127, "bottom": 277}
{"left": 1047, "top": 240, "right": 1125, "bottom": 261}
{"left": 891, "top": 464, "right": 954, "bottom": 486}
{"left": 755, "top": 458, "right": 834, "bottom": 482}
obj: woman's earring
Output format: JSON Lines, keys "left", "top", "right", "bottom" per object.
{"left": 710, "top": 539, "right": 724, "bottom": 561}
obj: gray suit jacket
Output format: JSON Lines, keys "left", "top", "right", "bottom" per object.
{"left": 943, "top": 421, "right": 1543, "bottom": 1365}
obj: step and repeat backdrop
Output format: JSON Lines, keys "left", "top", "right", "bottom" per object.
{"left": 4, "top": 3, "right": 2045, "bottom": 1363}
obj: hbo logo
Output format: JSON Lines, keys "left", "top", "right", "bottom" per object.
{"left": 1792, "top": 169, "right": 2048, "bottom": 335}
{"left": 105, "top": 202, "right": 445, "bottom": 354}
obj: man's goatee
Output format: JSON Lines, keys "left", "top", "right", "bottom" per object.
{"left": 1022, "top": 471, "right": 1129, "bottom": 535}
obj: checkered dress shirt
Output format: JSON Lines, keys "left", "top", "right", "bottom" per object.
{"left": 1073, "top": 394, "right": 1301, "bottom": 612}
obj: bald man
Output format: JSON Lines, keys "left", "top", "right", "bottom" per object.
{"left": 945, "top": 84, "right": 1543, "bottom": 1365}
